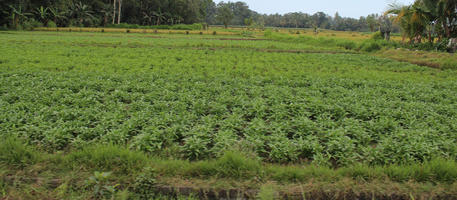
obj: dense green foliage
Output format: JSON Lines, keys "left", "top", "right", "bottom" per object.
{"left": 386, "top": 0, "right": 457, "bottom": 43}
{"left": 1, "top": 32, "right": 456, "bottom": 167}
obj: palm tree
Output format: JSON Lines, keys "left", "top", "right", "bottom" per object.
{"left": 386, "top": 2, "right": 428, "bottom": 43}
{"left": 417, "top": 0, "right": 439, "bottom": 42}
{"left": 389, "top": 0, "right": 457, "bottom": 41}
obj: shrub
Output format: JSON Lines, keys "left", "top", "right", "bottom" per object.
{"left": 371, "top": 31, "right": 384, "bottom": 40}
{"left": 47, "top": 21, "right": 57, "bottom": 28}
{"left": 85, "top": 171, "right": 118, "bottom": 199}
{"left": 264, "top": 30, "right": 273, "bottom": 37}
{"left": 241, "top": 31, "right": 254, "bottom": 37}
{"left": 133, "top": 167, "right": 157, "bottom": 199}
{"left": 129, "top": 133, "right": 163, "bottom": 153}
{"left": 359, "top": 40, "right": 382, "bottom": 52}
{"left": 0, "top": 24, "right": 9, "bottom": 31}
{"left": 22, "top": 19, "right": 43, "bottom": 30}
{"left": 267, "top": 137, "right": 300, "bottom": 163}
{"left": 180, "top": 135, "right": 210, "bottom": 160}
{"left": 435, "top": 38, "right": 450, "bottom": 51}
{"left": 337, "top": 40, "right": 357, "bottom": 50}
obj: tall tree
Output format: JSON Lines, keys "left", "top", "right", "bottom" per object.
{"left": 117, "top": 0, "right": 122, "bottom": 24}
{"left": 112, "top": 0, "right": 116, "bottom": 24}
{"left": 216, "top": 3, "right": 233, "bottom": 28}
{"left": 366, "top": 14, "right": 378, "bottom": 32}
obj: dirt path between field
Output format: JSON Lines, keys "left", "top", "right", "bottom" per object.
{"left": 3, "top": 175, "right": 457, "bottom": 200}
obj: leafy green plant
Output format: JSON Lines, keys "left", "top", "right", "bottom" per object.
{"left": 85, "top": 171, "right": 119, "bottom": 199}
{"left": 132, "top": 167, "right": 157, "bottom": 199}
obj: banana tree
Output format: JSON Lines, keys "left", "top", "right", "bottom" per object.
{"left": 34, "top": 6, "right": 49, "bottom": 25}
{"left": 143, "top": 11, "right": 154, "bottom": 26}
{"left": 5, "top": 5, "right": 31, "bottom": 28}
{"left": 153, "top": 10, "right": 166, "bottom": 25}
{"left": 437, "top": 0, "right": 457, "bottom": 38}
{"left": 48, "top": 7, "right": 67, "bottom": 26}
{"left": 100, "top": 4, "right": 113, "bottom": 26}
{"left": 176, "top": 16, "right": 184, "bottom": 24}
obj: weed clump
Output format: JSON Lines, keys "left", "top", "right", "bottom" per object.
{"left": 215, "top": 151, "right": 261, "bottom": 179}
{"left": 0, "top": 136, "right": 39, "bottom": 168}
{"left": 66, "top": 144, "right": 148, "bottom": 173}
{"left": 337, "top": 40, "right": 357, "bottom": 50}
{"left": 359, "top": 40, "right": 382, "bottom": 52}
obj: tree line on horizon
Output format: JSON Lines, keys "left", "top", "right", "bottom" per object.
{"left": 1, "top": 0, "right": 400, "bottom": 32}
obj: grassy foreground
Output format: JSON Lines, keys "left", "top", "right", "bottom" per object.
{"left": 2, "top": 137, "right": 457, "bottom": 199}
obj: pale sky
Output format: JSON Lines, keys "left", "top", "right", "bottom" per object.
{"left": 215, "top": 0, "right": 416, "bottom": 18}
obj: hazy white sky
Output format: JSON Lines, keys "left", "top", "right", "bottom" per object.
{"left": 215, "top": 0, "right": 415, "bottom": 18}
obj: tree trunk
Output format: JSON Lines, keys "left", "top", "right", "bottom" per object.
{"left": 385, "top": 32, "right": 390, "bottom": 41}
{"left": 428, "top": 31, "right": 432, "bottom": 43}
{"left": 112, "top": 0, "right": 116, "bottom": 24}
{"left": 117, "top": 0, "right": 122, "bottom": 24}
{"left": 13, "top": 14, "right": 18, "bottom": 28}
{"left": 443, "top": 20, "right": 451, "bottom": 38}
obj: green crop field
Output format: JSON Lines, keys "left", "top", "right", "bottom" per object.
{"left": 1, "top": 31, "right": 457, "bottom": 199}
